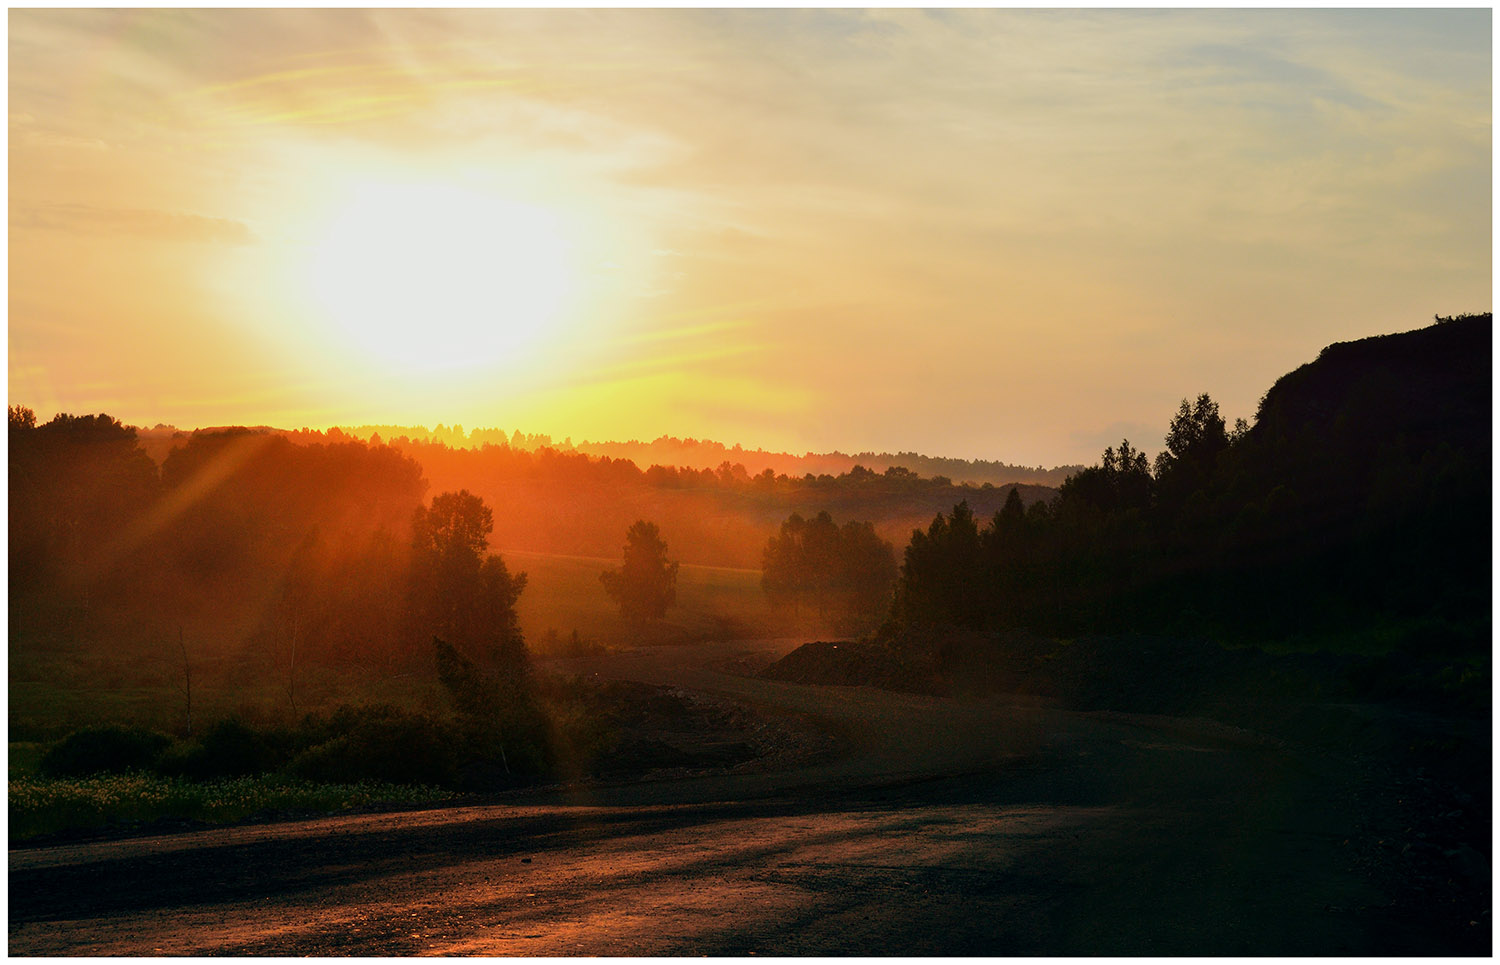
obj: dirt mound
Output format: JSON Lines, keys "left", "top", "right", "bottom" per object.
{"left": 565, "top": 677, "right": 833, "bottom": 779}
{"left": 757, "top": 640, "right": 938, "bottom": 694}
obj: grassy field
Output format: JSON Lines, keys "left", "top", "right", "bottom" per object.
{"left": 505, "top": 548, "right": 788, "bottom": 651}
{"left": 7, "top": 550, "right": 793, "bottom": 841}
{"left": 9, "top": 550, "right": 793, "bottom": 740}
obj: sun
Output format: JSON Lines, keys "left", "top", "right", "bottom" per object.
{"left": 303, "top": 178, "right": 577, "bottom": 372}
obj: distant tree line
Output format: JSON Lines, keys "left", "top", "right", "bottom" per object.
{"left": 568, "top": 436, "right": 1081, "bottom": 488}
{"left": 205, "top": 423, "right": 1080, "bottom": 488}
{"left": 359, "top": 434, "right": 1049, "bottom": 568}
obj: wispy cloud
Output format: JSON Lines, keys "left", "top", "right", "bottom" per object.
{"left": 11, "top": 203, "right": 256, "bottom": 245}
{"left": 182, "top": 61, "right": 543, "bottom": 128}
{"left": 578, "top": 342, "right": 766, "bottom": 387}
{"left": 611, "top": 319, "right": 750, "bottom": 347}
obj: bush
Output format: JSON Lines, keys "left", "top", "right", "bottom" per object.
{"left": 38, "top": 725, "right": 172, "bottom": 777}
{"left": 288, "top": 707, "right": 460, "bottom": 787}
{"left": 156, "top": 718, "right": 292, "bottom": 780}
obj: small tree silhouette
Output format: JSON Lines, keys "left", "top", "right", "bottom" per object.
{"left": 600, "top": 520, "right": 679, "bottom": 622}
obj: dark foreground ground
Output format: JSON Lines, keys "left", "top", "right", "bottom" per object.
{"left": 9, "top": 638, "right": 1491, "bottom": 956}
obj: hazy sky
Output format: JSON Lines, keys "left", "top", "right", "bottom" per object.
{"left": 9, "top": 9, "right": 1491, "bottom": 466}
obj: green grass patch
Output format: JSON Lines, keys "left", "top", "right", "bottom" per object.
{"left": 10, "top": 772, "right": 453, "bottom": 842}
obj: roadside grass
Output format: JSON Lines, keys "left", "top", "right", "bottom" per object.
{"left": 10, "top": 772, "right": 453, "bottom": 842}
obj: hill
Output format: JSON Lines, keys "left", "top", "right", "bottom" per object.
{"left": 565, "top": 437, "right": 1082, "bottom": 488}
{"left": 863, "top": 312, "right": 1491, "bottom": 647}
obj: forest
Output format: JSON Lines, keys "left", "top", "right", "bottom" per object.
{"left": 891, "top": 314, "right": 1490, "bottom": 651}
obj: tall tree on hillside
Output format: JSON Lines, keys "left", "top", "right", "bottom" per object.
{"left": 1057, "top": 438, "right": 1153, "bottom": 518}
{"left": 600, "top": 520, "right": 679, "bottom": 622}
{"left": 835, "top": 518, "right": 899, "bottom": 624}
{"left": 761, "top": 512, "right": 812, "bottom": 616}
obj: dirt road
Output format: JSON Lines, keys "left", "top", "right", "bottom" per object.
{"left": 8, "top": 639, "right": 1479, "bottom": 955}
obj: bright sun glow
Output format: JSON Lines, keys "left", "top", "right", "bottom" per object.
{"left": 304, "top": 179, "right": 577, "bottom": 372}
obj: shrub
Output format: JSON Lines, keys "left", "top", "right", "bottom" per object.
{"left": 156, "top": 718, "right": 292, "bottom": 779}
{"left": 38, "top": 725, "right": 172, "bottom": 777}
{"left": 287, "top": 707, "right": 460, "bottom": 787}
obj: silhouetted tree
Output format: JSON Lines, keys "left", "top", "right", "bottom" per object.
{"left": 897, "top": 500, "right": 984, "bottom": 627}
{"left": 433, "top": 636, "right": 547, "bottom": 778}
{"left": 761, "top": 512, "right": 812, "bottom": 616}
{"left": 989, "top": 486, "right": 1027, "bottom": 550}
{"left": 408, "top": 490, "right": 528, "bottom": 676}
{"left": 600, "top": 520, "right": 678, "bottom": 622}
{"left": 1153, "top": 394, "right": 1228, "bottom": 512}
{"left": 9, "top": 411, "right": 159, "bottom": 602}
{"left": 836, "top": 518, "right": 899, "bottom": 626}
{"left": 761, "top": 510, "right": 896, "bottom": 628}
{"left": 1058, "top": 438, "right": 1153, "bottom": 518}
{"left": 278, "top": 524, "right": 409, "bottom": 666}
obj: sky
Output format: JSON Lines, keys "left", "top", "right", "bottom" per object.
{"left": 8, "top": 8, "right": 1491, "bottom": 467}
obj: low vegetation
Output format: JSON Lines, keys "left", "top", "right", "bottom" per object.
{"left": 11, "top": 772, "right": 451, "bottom": 842}
{"left": 11, "top": 654, "right": 789, "bottom": 841}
